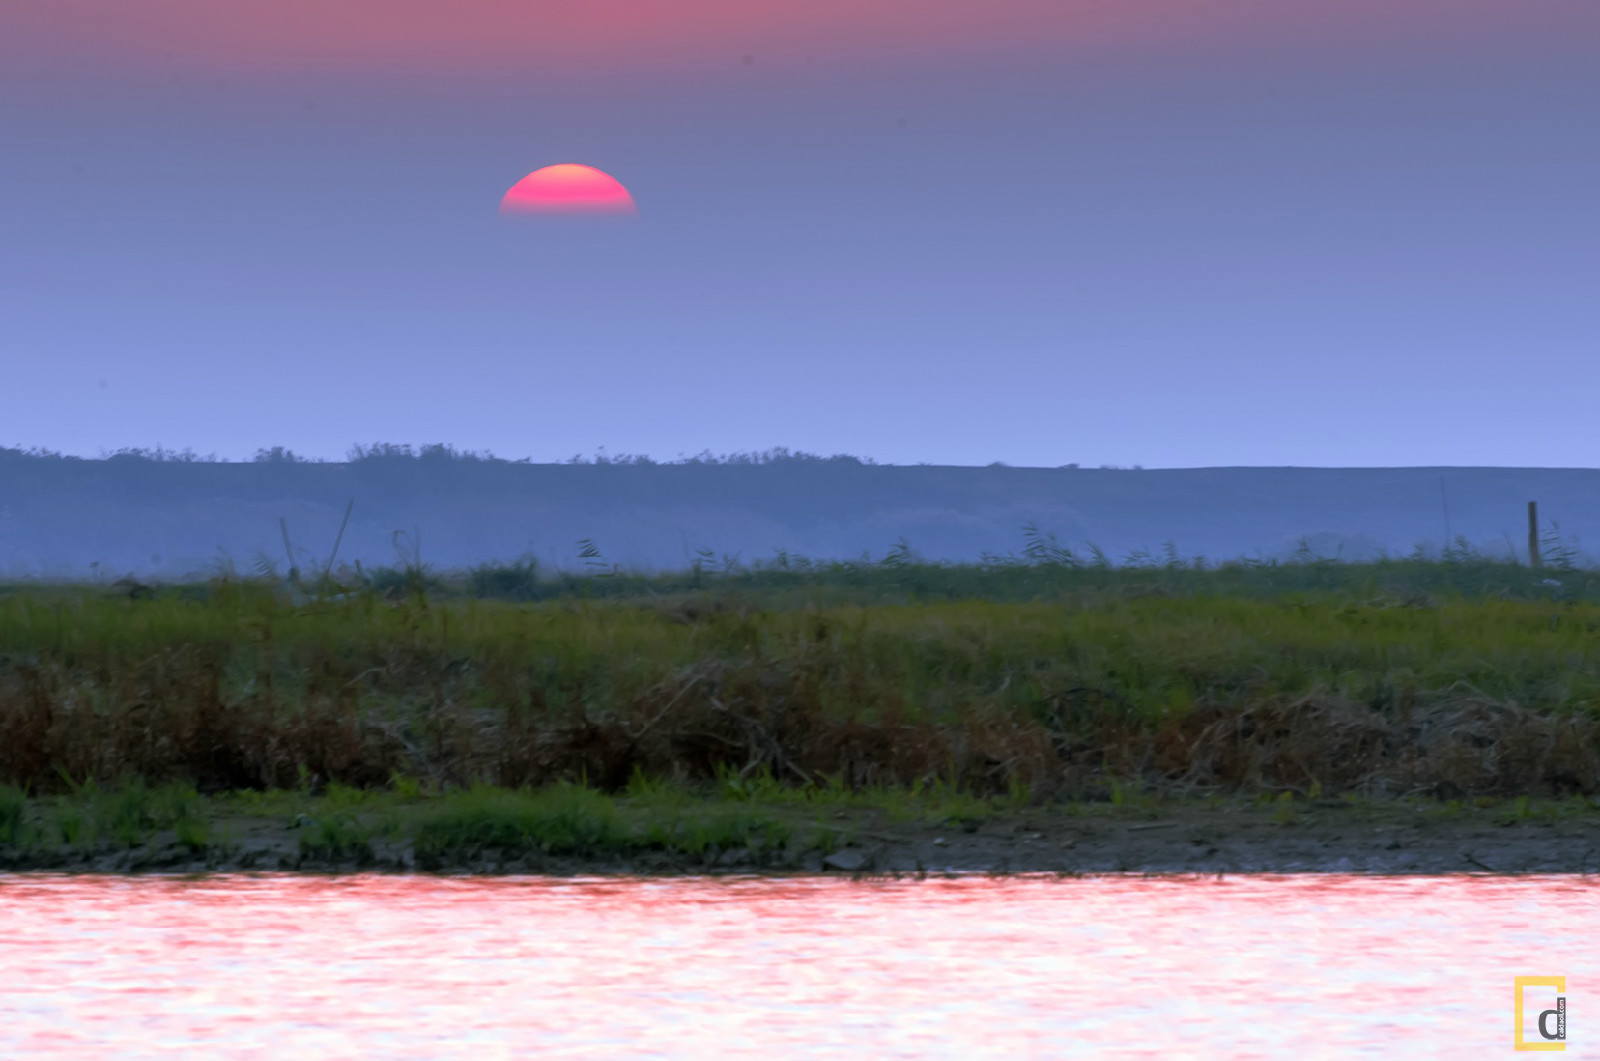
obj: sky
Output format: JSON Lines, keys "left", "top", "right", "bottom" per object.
{"left": 3, "top": 0, "right": 1597, "bottom": 468}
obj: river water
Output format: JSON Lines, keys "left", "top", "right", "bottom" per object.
{"left": 0, "top": 873, "right": 1593, "bottom": 1059}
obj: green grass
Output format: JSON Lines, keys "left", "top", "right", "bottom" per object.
{"left": 298, "top": 812, "right": 374, "bottom": 862}
{"left": 638, "top": 802, "right": 791, "bottom": 858}
{"left": 407, "top": 781, "right": 796, "bottom": 864}
{"left": 0, "top": 784, "right": 30, "bottom": 846}
{"left": 2, "top": 777, "right": 1596, "bottom": 869}
{"left": 25, "top": 778, "right": 213, "bottom": 851}
{"left": 414, "top": 784, "right": 626, "bottom": 861}
{"left": 0, "top": 546, "right": 1597, "bottom": 802}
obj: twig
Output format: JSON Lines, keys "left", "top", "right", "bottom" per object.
{"left": 710, "top": 695, "right": 816, "bottom": 786}
{"left": 626, "top": 670, "right": 706, "bottom": 743}
{"left": 343, "top": 667, "right": 386, "bottom": 689}
{"left": 322, "top": 499, "right": 355, "bottom": 583}
{"left": 279, "top": 517, "right": 297, "bottom": 582}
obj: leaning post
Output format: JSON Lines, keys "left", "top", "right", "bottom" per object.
{"left": 1528, "top": 501, "right": 1541, "bottom": 569}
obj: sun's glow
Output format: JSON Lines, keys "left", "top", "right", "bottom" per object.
{"left": 499, "top": 163, "right": 637, "bottom": 215}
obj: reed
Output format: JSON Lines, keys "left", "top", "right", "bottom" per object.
{"left": 0, "top": 541, "right": 1597, "bottom": 802}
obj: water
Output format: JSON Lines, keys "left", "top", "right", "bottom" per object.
{"left": 0, "top": 873, "right": 1593, "bottom": 1059}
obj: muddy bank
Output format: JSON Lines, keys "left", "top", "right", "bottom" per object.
{"left": 3, "top": 800, "right": 1595, "bottom": 876}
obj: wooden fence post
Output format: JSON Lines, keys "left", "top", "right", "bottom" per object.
{"left": 1528, "top": 501, "right": 1541, "bottom": 569}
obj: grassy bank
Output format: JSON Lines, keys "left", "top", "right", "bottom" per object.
{"left": 1, "top": 551, "right": 1599, "bottom": 804}
{"left": 0, "top": 775, "right": 823, "bottom": 871}
{"left": 3, "top": 776, "right": 1595, "bottom": 875}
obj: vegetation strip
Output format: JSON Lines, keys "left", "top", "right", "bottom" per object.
{"left": 2, "top": 781, "right": 1596, "bottom": 875}
{"left": 2, "top": 553, "right": 1598, "bottom": 880}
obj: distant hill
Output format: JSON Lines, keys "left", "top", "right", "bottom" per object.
{"left": 2, "top": 444, "right": 1596, "bottom": 579}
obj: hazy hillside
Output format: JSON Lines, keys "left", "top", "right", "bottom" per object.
{"left": 2, "top": 445, "right": 1596, "bottom": 579}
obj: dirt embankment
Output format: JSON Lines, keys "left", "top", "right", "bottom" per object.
{"left": 3, "top": 801, "right": 1595, "bottom": 877}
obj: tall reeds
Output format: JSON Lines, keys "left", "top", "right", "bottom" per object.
{"left": 0, "top": 553, "right": 1597, "bottom": 800}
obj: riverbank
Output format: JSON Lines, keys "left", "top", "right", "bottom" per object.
{"left": 2, "top": 785, "right": 1595, "bottom": 875}
{"left": 4, "top": 571, "right": 1600, "bottom": 804}
{"left": 3, "top": 563, "right": 1599, "bottom": 878}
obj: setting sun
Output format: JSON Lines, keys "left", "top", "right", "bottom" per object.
{"left": 499, "top": 163, "right": 637, "bottom": 215}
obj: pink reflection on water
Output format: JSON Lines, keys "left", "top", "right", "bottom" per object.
{"left": 0, "top": 874, "right": 1595, "bottom": 1060}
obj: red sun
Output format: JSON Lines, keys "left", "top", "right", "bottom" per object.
{"left": 499, "top": 163, "right": 638, "bottom": 216}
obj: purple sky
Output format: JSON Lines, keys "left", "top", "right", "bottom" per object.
{"left": 3, "top": 1, "right": 1597, "bottom": 467}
